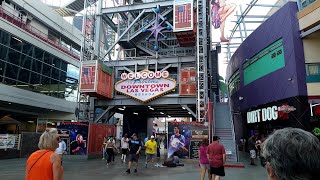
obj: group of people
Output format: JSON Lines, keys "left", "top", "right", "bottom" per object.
{"left": 101, "top": 132, "right": 162, "bottom": 174}
{"left": 247, "top": 134, "right": 266, "bottom": 166}
{"left": 24, "top": 127, "right": 320, "bottom": 180}
{"left": 198, "top": 136, "right": 226, "bottom": 180}
{"left": 124, "top": 133, "right": 161, "bottom": 174}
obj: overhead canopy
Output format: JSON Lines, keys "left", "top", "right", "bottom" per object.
{"left": 0, "top": 116, "right": 21, "bottom": 125}
{"left": 216, "top": 0, "right": 290, "bottom": 64}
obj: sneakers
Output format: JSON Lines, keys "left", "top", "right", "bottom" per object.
{"left": 102, "top": 158, "right": 105, "bottom": 160}
{"left": 126, "top": 169, "right": 130, "bottom": 174}
{"left": 134, "top": 169, "right": 137, "bottom": 173}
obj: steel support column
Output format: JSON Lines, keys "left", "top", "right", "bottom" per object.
{"left": 94, "top": 0, "right": 103, "bottom": 58}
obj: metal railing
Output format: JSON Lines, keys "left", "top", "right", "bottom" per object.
{"left": 0, "top": 7, "right": 80, "bottom": 60}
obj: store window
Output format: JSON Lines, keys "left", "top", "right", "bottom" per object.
{"left": 0, "top": 28, "right": 80, "bottom": 101}
{"left": 306, "top": 63, "right": 320, "bottom": 82}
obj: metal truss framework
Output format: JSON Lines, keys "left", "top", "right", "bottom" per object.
{"left": 96, "top": 0, "right": 195, "bottom": 60}
{"left": 196, "top": 0, "right": 209, "bottom": 122}
{"left": 222, "top": 0, "right": 290, "bottom": 63}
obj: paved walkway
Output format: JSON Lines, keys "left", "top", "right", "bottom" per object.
{"left": 0, "top": 153, "right": 267, "bottom": 180}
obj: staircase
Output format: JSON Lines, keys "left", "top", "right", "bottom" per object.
{"left": 214, "top": 103, "right": 238, "bottom": 162}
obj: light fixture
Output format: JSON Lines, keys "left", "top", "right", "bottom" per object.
{"left": 118, "top": 108, "right": 125, "bottom": 111}
{"left": 182, "top": 107, "right": 186, "bottom": 110}
{"left": 148, "top": 106, "right": 151, "bottom": 108}
{"left": 150, "top": 107, "right": 154, "bottom": 110}
{"left": 8, "top": 102, "right": 11, "bottom": 105}
{"left": 123, "top": 106, "right": 126, "bottom": 109}
{"left": 160, "top": 112, "right": 164, "bottom": 114}
{"left": 188, "top": 112, "right": 191, "bottom": 114}
{"left": 168, "top": 115, "right": 171, "bottom": 118}
{"left": 27, "top": 121, "right": 34, "bottom": 123}
{"left": 133, "top": 112, "right": 138, "bottom": 115}
{"left": 50, "top": 109, "right": 53, "bottom": 111}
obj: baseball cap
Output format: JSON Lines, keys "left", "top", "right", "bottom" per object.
{"left": 150, "top": 135, "right": 155, "bottom": 139}
{"left": 212, "top": 136, "right": 220, "bottom": 141}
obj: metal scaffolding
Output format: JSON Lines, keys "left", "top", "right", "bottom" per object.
{"left": 222, "top": 0, "right": 290, "bottom": 62}
{"left": 196, "top": 0, "right": 209, "bottom": 122}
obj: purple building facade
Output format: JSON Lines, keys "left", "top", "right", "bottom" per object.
{"left": 226, "top": 2, "right": 310, "bottom": 142}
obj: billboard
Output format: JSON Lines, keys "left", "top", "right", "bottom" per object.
{"left": 115, "top": 70, "right": 176, "bottom": 103}
{"left": 173, "top": 0, "right": 193, "bottom": 32}
{"left": 167, "top": 122, "right": 208, "bottom": 158}
{"left": 57, "top": 122, "right": 89, "bottom": 155}
{"left": 210, "top": 0, "right": 237, "bottom": 43}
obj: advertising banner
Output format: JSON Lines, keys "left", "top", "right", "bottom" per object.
{"left": 210, "top": 0, "right": 237, "bottom": 43}
{"left": 167, "top": 122, "right": 208, "bottom": 158}
{"left": 0, "top": 134, "right": 15, "bottom": 149}
{"left": 80, "top": 65, "right": 96, "bottom": 91}
{"left": 115, "top": 70, "right": 176, "bottom": 103}
{"left": 57, "top": 122, "right": 89, "bottom": 155}
{"left": 173, "top": 0, "right": 193, "bottom": 32}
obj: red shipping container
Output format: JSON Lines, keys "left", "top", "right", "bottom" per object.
{"left": 88, "top": 123, "right": 116, "bottom": 155}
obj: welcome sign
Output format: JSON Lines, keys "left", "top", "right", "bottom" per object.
{"left": 115, "top": 70, "right": 176, "bottom": 103}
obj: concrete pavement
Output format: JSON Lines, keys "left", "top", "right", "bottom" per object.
{"left": 0, "top": 154, "right": 267, "bottom": 180}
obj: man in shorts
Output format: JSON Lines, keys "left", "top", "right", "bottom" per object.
{"left": 126, "top": 133, "right": 142, "bottom": 174}
{"left": 144, "top": 135, "right": 157, "bottom": 168}
{"left": 248, "top": 134, "right": 257, "bottom": 165}
{"left": 207, "top": 136, "right": 226, "bottom": 180}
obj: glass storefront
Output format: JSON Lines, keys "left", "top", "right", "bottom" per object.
{"left": 0, "top": 28, "right": 79, "bottom": 101}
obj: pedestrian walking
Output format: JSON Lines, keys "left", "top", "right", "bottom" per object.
{"left": 207, "top": 136, "right": 226, "bottom": 180}
{"left": 199, "top": 138, "right": 211, "bottom": 180}
{"left": 26, "top": 128, "right": 64, "bottom": 180}
{"left": 102, "top": 137, "right": 107, "bottom": 160}
{"left": 105, "top": 137, "right": 117, "bottom": 165}
{"left": 155, "top": 134, "right": 161, "bottom": 167}
{"left": 55, "top": 137, "right": 66, "bottom": 163}
{"left": 126, "top": 133, "right": 142, "bottom": 174}
{"left": 121, "top": 134, "right": 129, "bottom": 163}
{"left": 248, "top": 134, "right": 257, "bottom": 165}
{"left": 144, "top": 135, "right": 157, "bottom": 168}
